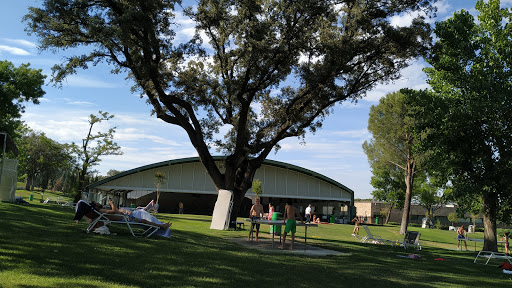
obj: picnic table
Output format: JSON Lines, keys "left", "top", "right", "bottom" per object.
{"left": 245, "top": 219, "right": 318, "bottom": 250}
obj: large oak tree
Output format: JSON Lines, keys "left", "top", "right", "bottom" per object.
{"left": 25, "top": 0, "right": 435, "bottom": 221}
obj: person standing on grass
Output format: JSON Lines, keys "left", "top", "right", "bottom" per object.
{"left": 457, "top": 225, "right": 468, "bottom": 251}
{"left": 179, "top": 202, "right": 184, "bottom": 214}
{"left": 247, "top": 197, "right": 264, "bottom": 241}
{"left": 305, "top": 204, "right": 312, "bottom": 223}
{"left": 268, "top": 203, "right": 274, "bottom": 220}
{"left": 504, "top": 232, "right": 510, "bottom": 255}
{"left": 352, "top": 216, "right": 360, "bottom": 235}
{"left": 279, "top": 200, "right": 303, "bottom": 250}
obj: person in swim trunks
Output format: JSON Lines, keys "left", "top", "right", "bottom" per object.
{"left": 457, "top": 225, "right": 468, "bottom": 251}
{"left": 279, "top": 199, "right": 303, "bottom": 250}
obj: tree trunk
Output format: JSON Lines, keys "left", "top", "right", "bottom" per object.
{"left": 385, "top": 203, "right": 394, "bottom": 224}
{"left": 400, "top": 161, "right": 415, "bottom": 235}
{"left": 482, "top": 191, "right": 498, "bottom": 251}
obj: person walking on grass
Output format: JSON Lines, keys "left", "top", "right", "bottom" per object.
{"left": 279, "top": 200, "right": 303, "bottom": 251}
{"left": 457, "top": 225, "right": 468, "bottom": 251}
{"left": 305, "top": 204, "right": 312, "bottom": 223}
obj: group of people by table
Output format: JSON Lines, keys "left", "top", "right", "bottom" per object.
{"left": 247, "top": 198, "right": 307, "bottom": 250}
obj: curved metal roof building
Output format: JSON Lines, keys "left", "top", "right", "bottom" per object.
{"left": 86, "top": 156, "right": 354, "bottom": 220}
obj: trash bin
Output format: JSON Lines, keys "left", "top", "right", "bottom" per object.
{"left": 130, "top": 203, "right": 136, "bottom": 208}
{"left": 271, "top": 212, "right": 282, "bottom": 236}
{"left": 29, "top": 194, "right": 34, "bottom": 201}
{"left": 330, "top": 215, "right": 335, "bottom": 223}
{"left": 375, "top": 217, "right": 379, "bottom": 224}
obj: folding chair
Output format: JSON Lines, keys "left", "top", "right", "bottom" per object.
{"left": 403, "top": 231, "right": 421, "bottom": 250}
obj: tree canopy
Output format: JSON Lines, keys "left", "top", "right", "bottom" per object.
{"left": 73, "top": 111, "right": 122, "bottom": 200}
{"left": 418, "top": 0, "right": 512, "bottom": 251}
{"left": 0, "top": 60, "right": 46, "bottom": 139}
{"left": 25, "top": 0, "right": 436, "bottom": 219}
{"left": 363, "top": 89, "right": 431, "bottom": 234}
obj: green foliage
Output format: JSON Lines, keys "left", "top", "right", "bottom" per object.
{"left": 252, "top": 179, "right": 263, "bottom": 198}
{"left": 0, "top": 60, "right": 46, "bottom": 138}
{"left": 154, "top": 171, "right": 166, "bottom": 205}
{"left": 363, "top": 89, "right": 432, "bottom": 233}
{"left": 416, "top": 0, "right": 512, "bottom": 250}
{"left": 370, "top": 166, "right": 406, "bottom": 210}
{"left": 72, "top": 111, "right": 122, "bottom": 196}
{"left": 24, "top": 0, "right": 436, "bottom": 217}
{"left": 448, "top": 213, "right": 458, "bottom": 226}
{"left": 17, "top": 129, "right": 74, "bottom": 191}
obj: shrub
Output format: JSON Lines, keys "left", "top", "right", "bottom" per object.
{"left": 387, "top": 222, "right": 400, "bottom": 226}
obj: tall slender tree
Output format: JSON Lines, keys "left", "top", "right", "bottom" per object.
{"left": 25, "top": 0, "right": 435, "bottom": 222}
{"left": 72, "top": 111, "right": 122, "bottom": 201}
{"left": 363, "top": 89, "right": 430, "bottom": 234}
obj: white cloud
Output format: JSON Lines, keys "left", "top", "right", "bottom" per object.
{"left": 435, "top": 0, "right": 452, "bottom": 15}
{"left": 390, "top": 12, "right": 421, "bottom": 27}
{"left": 364, "top": 60, "right": 429, "bottom": 102}
{"left": 62, "top": 75, "right": 119, "bottom": 88}
{"left": 0, "top": 45, "right": 30, "bottom": 56}
{"left": 331, "top": 129, "right": 370, "bottom": 139}
{"left": 1, "top": 38, "right": 37, "bottom": 49}
{"left": 67, "top": 101, "right": 97, "bottom": 106}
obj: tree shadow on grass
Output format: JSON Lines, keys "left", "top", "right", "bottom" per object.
{"left": 0, "top": 202, "right": 507, "bottom": 288}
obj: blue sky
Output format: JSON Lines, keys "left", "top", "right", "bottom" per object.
{"left": 2, "top": 0, "right": 510, "bottom": 199}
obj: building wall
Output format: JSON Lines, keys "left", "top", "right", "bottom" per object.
{"left": 354, "top": 201, "right": 480, "bottom": 226}
{"left": 88, "top": 158, "right": 355, "bottom": 216}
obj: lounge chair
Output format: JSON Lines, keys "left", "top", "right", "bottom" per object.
{"left": 74, "top": 200, "right": 163, "bottom": 238}
{"left": 403, "top": 231, "right": 421, "bottom": 250}
{"left": 87, "top": 209, "right": 162, "bottom": 238}
{"left": 361, "top": 225, "right": 394, "bottom": 245}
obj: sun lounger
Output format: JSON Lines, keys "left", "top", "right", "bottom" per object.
{"left": 474, "top": 251, "right": 512, "bottom": 265}
{"left": 74, "top": 200, "right": 165, "bottom": 238}
{"left": 361, "top": 225, "right": 395, "bottom": 245}
{"left": 87, "top": 209, "right": 161, "bottom": 238}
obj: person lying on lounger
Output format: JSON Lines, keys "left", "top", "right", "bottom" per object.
{"left": 74, "top": 199, "right": 171, "bottom": 230}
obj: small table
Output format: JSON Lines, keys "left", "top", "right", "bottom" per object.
{"left": 466, "top": 238, "right": 505, "bottom": 251}
{"left": 245, "top": 219, "right": 318, "bottom": 250}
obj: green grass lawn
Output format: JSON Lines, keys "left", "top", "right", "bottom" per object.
{"left": 1, "top": 194, "right": 511, "bottom": 288}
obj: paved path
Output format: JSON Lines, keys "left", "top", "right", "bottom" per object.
{"left": 227, "top": 238, "right": 350, "bottom": 257}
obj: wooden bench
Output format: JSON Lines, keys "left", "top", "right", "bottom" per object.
{"left": 474, "top": 251, "right": 512, "bottom": 265}
{"left": 232, "top": 221, "right": 245, "bottom": 231}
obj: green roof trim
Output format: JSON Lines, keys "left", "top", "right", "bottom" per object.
{"left": 86, "top": 156, "right": 354, "bottom": 198}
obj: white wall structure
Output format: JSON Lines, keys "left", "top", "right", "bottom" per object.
{"left": 0, "top": 159, "right": 17, "bottom": 202}
{"left": 210, "top": 189, "right": 233, "bottom": 230}
{"left": 0, "top": 133, "right": 18, "bottom": 202}
{"left": 86, "top": 157, "right": 354, "bottom": 217}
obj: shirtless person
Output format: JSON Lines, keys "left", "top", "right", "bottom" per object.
{"left": 352, "top": 216, "right": 360, "bottom": 235}
{"left": 248, "top": 198, "right": 264, "bottom": 241}
{"left": 457, "top": 225, "right": 468, "bottom": 251}
{"left": 279, "top": 200, "right": 303, "bottom": 250}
